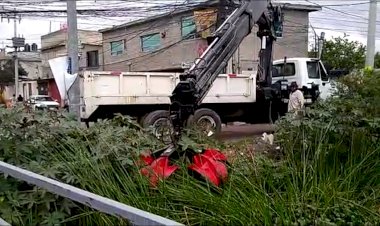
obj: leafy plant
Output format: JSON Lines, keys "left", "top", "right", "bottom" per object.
{"left": 0, "top": 71, "right": 379, "bottom": 225}
{"left": 321, "top": 36, "right": 366, "bottom": 72}
{"left": 0, "top": 59, "right": 28, "bottom": 86}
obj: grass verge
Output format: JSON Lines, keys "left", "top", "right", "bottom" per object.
{"left": 0, "top": 71, "right": 379, "bottom": 225}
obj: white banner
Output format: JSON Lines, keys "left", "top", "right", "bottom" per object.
{"left": 48, "top": 56, "right": 77, "bottom": 100}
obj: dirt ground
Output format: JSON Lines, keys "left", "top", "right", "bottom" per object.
{"left": 217, "top": 123, "right": 280, "bottom": 162}
{"left": 219, "top": 123, "right": 275, "bottom": 141}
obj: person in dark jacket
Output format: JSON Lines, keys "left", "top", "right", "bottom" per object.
{"left": 17, "top": 94, "right": 24, "bottom": 102}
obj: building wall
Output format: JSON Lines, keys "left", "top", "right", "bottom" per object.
{"left": 0, "top": 51, "right": 42, "bottom": 99}
{"left": 41, "top": 29, "right": 103, "bottom": 78}
{"left": 0, "top": 52, "right": 42, "bottom": 80}
{"left": 41, "top": 31, "right": 66, "bottom": 50}
{"left": 19, "top": 62, "right": 42, "bottom": 80}
{"left": 41, "top": 30, "right": 102, "bottom": 50}
{"left": 40, "top": 46, "right": 67, "bottom": 79}
{"left": 101, "top": 8, "right": 311, "bottom": 72}
{"left": 20, "top": 81, "right": 39, "bottom": 100}
{"left": 102, "top": 11, "right": 206, "bottom": 72}
{"left": 79, "top": 44, "right": 103, "bottom": 71}
{"left": 236, "top": 9, "right": 309, "bottom": 72}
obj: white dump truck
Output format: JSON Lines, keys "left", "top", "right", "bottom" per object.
{"left": 77, "top": 57, "right": 333, "bottom": 136}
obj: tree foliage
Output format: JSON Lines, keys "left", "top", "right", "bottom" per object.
{"left": 0, "top": 59, "right": 28, "bottom": 85}
{"left": 321, "top": 37, "right": 366, "bottom": 72}
{"left": 374, "top": 52, "right": 380, "bottom": 69}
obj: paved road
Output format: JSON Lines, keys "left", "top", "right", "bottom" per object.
{"left": 218, "top": 123, "right": 275, "bottom": 141}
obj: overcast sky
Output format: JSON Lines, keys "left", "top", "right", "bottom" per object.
{"left": 0, "top": 0, "right": 379, "bottom": 52}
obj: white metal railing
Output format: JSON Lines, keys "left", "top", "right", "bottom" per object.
{"left": 0, "top": 161, "right": 184, "bottom": 226}
{"left": 0, "top": 218, "right": 10, "bottom": 226}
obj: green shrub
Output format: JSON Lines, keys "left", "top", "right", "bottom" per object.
{"left": 274, "top": 70, "right": 380, "bottom": 225}
{"left": 0, "top": 71, "right": 379, "bottom": 225}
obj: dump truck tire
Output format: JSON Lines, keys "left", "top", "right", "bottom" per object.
{"left": 187, "top": 108, "right": 222, "bottom": 137}
{"left": 142, "top": 110, "right": 170, "bottom": 128}
{"left": 142, "top": 110, "right": 172, "bottom": 143}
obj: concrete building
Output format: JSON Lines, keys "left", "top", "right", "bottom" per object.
{"left": 39, "top": 29, "right": 102, "bottom": 104}
{"left": 99, "top": 1, "right": 321, "bottom": 73}
{"left": 0, "top": 48, "right": 42, "bottom": 100}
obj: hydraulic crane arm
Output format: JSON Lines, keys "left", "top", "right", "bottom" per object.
{"left": 169, "top": 0, "right": 283, "bottom": 142}
{"left": 139, "top": 0, "right": 284, "bottom": 187}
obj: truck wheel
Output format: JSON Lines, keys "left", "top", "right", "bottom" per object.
{"left": 142, "top": 110, "right": 173, "bottom": 144}
{"left": 187, "top": 108, "right": 222, "bottom": 137}
{"left": 138, "top": 113, "right": 147, "bottom": 125}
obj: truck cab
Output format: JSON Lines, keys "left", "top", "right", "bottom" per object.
{"left": 272, "top": 57, "right": 333, "bottom": 103}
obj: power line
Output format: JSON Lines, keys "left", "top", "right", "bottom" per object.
{"left": 315, "top": 1, "right": 371, "bottom": 7}
{"left": 0, "top": 10, "right": 217, "bottom": 46}
{"left": 2, "top": 0, "right": 379, "bottom": 69}
{"left": 1, "top": 15, "right": 377, "bottom": 45}
{"left": 74, "top": 2, "right": 214, "bottom": 65}
{"left": 305, "top": 0, "right": 380, "bottom": 22}
{"left": 0, "top": 1, "right": 207, "bottom": 14}
{"left": 92, "top": 21, "right": 218, "bottom": 68}
{"left": 285, "top": 18, "right": 380, "bottom": 35}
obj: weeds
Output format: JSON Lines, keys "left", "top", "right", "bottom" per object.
{"left": 0, "top": 71, "right": 379, "bottom": 225}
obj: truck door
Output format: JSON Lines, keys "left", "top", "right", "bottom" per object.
{"left": 306, "top": 60, "right": 333, "bottom": 100}
{"left": 318, "top": 61, "right": 333, "bottom": 100}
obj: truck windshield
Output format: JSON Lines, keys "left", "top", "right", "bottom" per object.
{"left": 307, "top": 61, "right": 320, "bottom": 79}
{"left": 272, "top": 63, "right": 295, "bottom": 77}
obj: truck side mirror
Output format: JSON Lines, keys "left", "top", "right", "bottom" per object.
{"left": 324, "top": 63, "right": 332, "bottom": 75}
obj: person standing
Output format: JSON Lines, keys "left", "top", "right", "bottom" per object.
{"left": 17, "top": 94, "right": 24, "bottom": 102}
{"left": 288, "top": 82, "right": 304, "bottom": 118}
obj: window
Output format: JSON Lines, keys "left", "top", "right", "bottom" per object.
{"left": 307, "top": 61, "right": 320, "bottom": 79}
{"left": 272, "top": 63, "right": 296, "bottom": 77}
{"left": 141, "top": 33, "right": 161, "bottom": 52}
{"left": 86, "top": 50, "right": 99, "bottom": 68}
{"left": 110, "top": 40, "right": 124, "bottom": 56}
{"left": 181, "top": 16, "right": 197, "bottom": 39}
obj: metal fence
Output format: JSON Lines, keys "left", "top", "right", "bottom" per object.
{"left": 0, "top": 161, "right": 184, "bottom": 226}
{"left": 0, "top": 217, "right": 10, "bottom": 226}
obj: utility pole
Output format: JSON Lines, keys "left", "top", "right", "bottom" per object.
{"left": 1, "top": 11, "right": 24, "bottom": 98}
{"left": 365, "top": 0, "right": 377, "bottom": 68}
{"left": 318, "top": 32, "right": 325, "bottom": 59}
{"left": 13, "top": 18, "right": 19, "bottom": 99}
{"left": 66, "top": 0, "right": 80, "bottom": 121}
{"left": 315, "top": 33, "right": 318, "bottom": 58}
{"left": 310, "top": 25, "right": 318, "bottom": 58}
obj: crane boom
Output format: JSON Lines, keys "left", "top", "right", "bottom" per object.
{"left": 169, "top": 0, "right": 283, "bottom": 142}
{"left": 139, "top": 0, "right": 284, "bottom": 187}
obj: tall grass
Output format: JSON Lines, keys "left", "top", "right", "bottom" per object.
{"left": 39, "top": 117, "right": 379, "bottom": 225}
{"left": 1, "top": 72, "right": 379, "bottom": 225}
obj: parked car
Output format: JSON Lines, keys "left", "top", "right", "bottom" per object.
{"left": 27, "top": 95, "right": 59, "bottom": 111}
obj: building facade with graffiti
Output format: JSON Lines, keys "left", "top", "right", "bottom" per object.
{"left": 100, "top": 0, "right": 320, "bottom": 73}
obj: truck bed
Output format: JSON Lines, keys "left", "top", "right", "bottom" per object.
{"left": 80, "top": 71, "right": 257, "bottom": 120}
